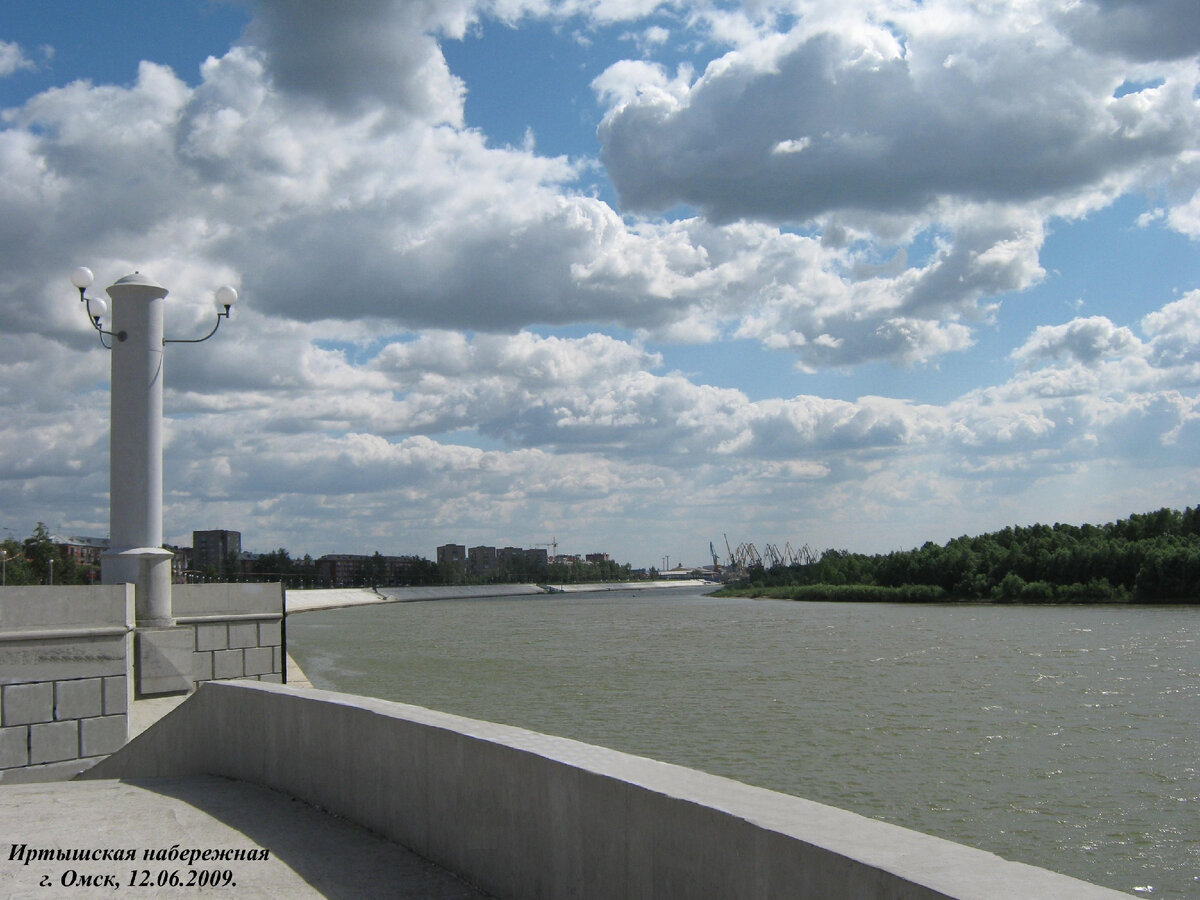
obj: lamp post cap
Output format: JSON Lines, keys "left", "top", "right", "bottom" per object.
{"left": 110, "top": 271, "right": 166, "bottom": 289}
{"left": 106, "top": 271, "right": 169, "bottom": 302}
{"left": 106, "top": 547, "right": 175, "bottom": 559}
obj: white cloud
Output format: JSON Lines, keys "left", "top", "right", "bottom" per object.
{"left": 593, "top": 0, "right": 1200, "bottom": 339}
{"left": 1012, "top": 316, "right": 1141, "bottom": 368}
{"left": 0, "top": 40, "right": 36, "bottom": 77}
{"left": 241, "top": 0, "right": 473, "bottom": 123}
{"left": 1, "top": 0, "right": 1198, "bottom": 564}
{"left": 1142, "top": 290, "right": 1200, "bottom": 368}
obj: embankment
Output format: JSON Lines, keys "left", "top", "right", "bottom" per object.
{"left": 82, "top": 680, "right": 1130, "bottom": 900}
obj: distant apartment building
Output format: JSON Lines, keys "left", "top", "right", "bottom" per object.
{"left": 494, "top": 547, "right": 524, "bottom": 568}
{"left": 193, "top": 529, "right": 241, "bottom": 576}
{"left": 468, "top": 545, "right": 497, "bottom": 572}
{"left": 439, "top": 541, "right": 613, "bottom": 575}
{"left": 315, "top": 553, "right": 426, "bottom": 587}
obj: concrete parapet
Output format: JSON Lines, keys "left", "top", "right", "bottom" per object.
{"left": 83, "top": 681, "right": 1131, "bottom": 900}
{"left": 0, "top": 585, "right": 133, "bottom": 637}
{"left": 174, "top": 582, "right": 284, "bottom": 619}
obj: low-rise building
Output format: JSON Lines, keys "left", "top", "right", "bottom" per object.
{"left": 52, "top": 535, "right": 108, "bottom": 568}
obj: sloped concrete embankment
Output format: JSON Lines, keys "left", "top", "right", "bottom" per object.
{"left": 82, "top": 681, "right": 1129, "bottom": 900}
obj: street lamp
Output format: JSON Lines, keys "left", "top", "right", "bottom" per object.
{"left": 72, "top": 267, "right": 239, "bottom": 626}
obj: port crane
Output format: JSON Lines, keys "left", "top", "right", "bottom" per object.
{"left": 715, "top": 535, "right": 815, "bottom": 576}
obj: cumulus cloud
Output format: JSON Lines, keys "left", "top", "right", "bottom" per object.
{"left": 240, "top": 0, "right": 472, "bottom": 122}
{"left": 1012, "top": 316, "right": 1140, "bottom": 368}
{"left": 1142, "top": 290, "right": 1200, "bottom": 367}
{"left": 2, "top": 0, "right": 1198, "bottom": 562}
{"left": 580, "top": 1, "right": 1198, "bottom": 380}
{"left": 596, "top": 18, "right": 1197, "bottom": 222}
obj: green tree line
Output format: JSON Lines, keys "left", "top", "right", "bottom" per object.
{"left": 1, "top": 523, "right": 96, "bottom": 586}
{"left": 432, "top": 554, "right": 634, "bottom": 586}
{"left": 720, "top": 506, "right": 1200, "bottom": 603}
{"left": 240, "top": 548, "right": 633, "bottom": 588}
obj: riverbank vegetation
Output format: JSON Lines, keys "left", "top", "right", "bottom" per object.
{"left": 715, "top": 506, "right": 1200, "bottom": 603}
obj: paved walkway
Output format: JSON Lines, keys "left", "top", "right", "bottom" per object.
{"left": 2, "top": 653, "right": 490, "bottom": 898}
{"left": 0, "top": 776, "right": 490, "bottom": 899}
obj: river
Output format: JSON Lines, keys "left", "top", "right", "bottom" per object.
{"left": 286, "top": 587, "right": 1198, "bottom": 898}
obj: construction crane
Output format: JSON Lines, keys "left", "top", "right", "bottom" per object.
{"left": 535, "top": 536, "right": 559, "bottom": 561}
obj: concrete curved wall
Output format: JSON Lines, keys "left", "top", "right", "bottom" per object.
{"left": 82, "top": 681, "right": 1128, "bottom": 900}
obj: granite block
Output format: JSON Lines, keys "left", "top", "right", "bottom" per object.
{"left": 243, "top": 647, "right": 274, "bottom": 677}
{"left": 30, "top": 720, "right": 78, "bottom": 764}
{"left": 228, "top": 622, "right": 258, "bottom": 650}
{"left": 194, "top": 623, "right": 228, "bottom": 652}
{"left": 55, "top": 678, "right": 103, "bottom": 720}
{"left": 80, "top": 715, "right": 127, "bottom": 757}
{"left": 193, "top": 650, "right": 214, "bottom": 683}
{"left": 102, "top": 676, "right": 128, "bottom": 716}
{"left": 0, "top": 726, "right": 28, "bottom": 769}
{"left": 2, "top": 683, "right": 53, "bottom": 726}
{"left": 257, "top": 619, "right": 282, "bottom": 647}
{"left": 212, "top": 649, "right": 244, "bottom": 680}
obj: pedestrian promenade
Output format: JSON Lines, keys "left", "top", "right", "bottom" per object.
{"left": 0, "top": 776, "right": 490, "bottom": 899}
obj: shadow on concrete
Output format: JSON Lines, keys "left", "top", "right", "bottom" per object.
{"left": 127, "top": 776, "right": 490, "bottom": 900}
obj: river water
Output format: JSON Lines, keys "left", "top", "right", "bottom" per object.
{"left": 286, "top": 588, "right": 1198, "bottom": 897}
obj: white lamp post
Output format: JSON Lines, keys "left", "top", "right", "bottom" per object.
{"left": 72, "top": 267, "right": 237, "bottom": 627}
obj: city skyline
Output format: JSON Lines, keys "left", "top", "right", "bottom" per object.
{"left": 1, "top": 1, "right": 1198, "bottom": 569}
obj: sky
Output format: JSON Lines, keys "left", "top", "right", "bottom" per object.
{"left": 1, "top": 0, "right": 1198, "bottom": 569}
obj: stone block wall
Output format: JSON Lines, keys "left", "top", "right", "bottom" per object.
{"left": 188, "top": 618, "right": 283, "bottom": 683}
{"left": 0, "top": 582, "right": 284, "bottom": 781}
{"left": 173, "top": 583, "right": 285, "bottom": 686}
{"left": 0, "top": 585, "right": 134, "bottom": 782}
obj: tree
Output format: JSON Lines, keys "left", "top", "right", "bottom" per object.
{"left": 367, "top": 551, "right": 387, "bottom": 587}
{"left": 1, "top": 536, "right": 31, "bottom": 585}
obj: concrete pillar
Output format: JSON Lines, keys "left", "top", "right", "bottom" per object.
{"left": 99, "top": 273, "right": 174, "bottom": 625}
